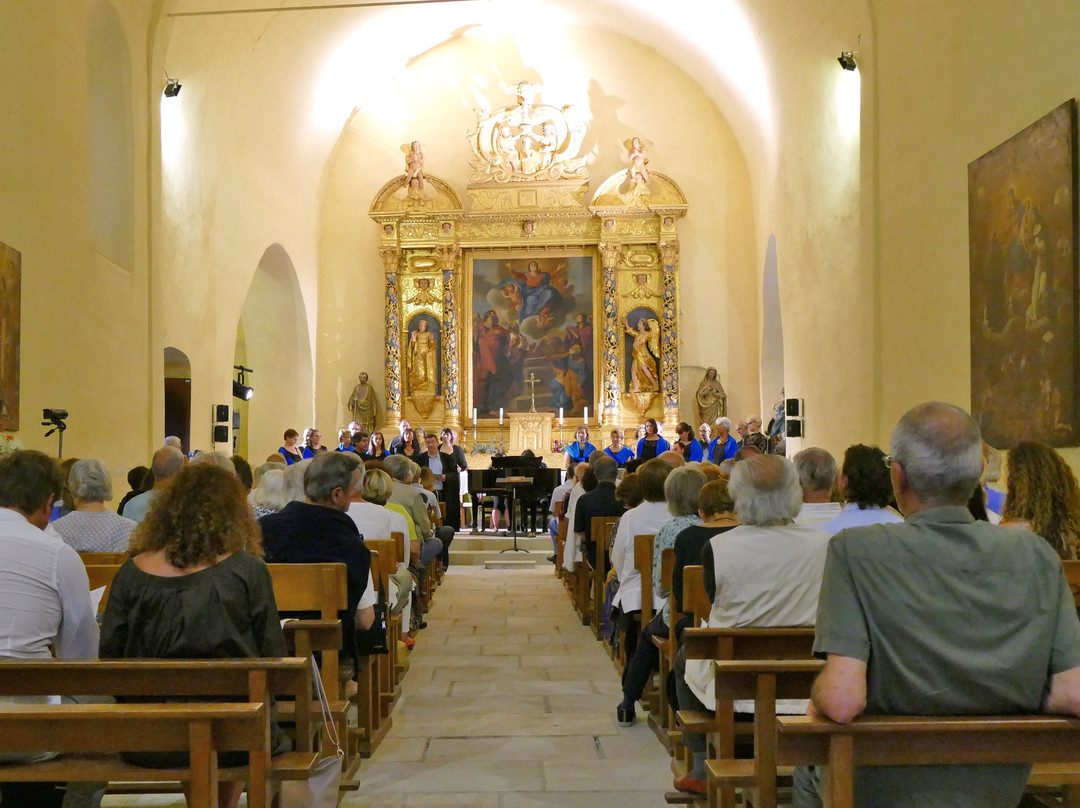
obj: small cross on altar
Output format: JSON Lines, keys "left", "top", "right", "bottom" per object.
{"left": 525, "top": 373, "right": 540, "bottom": 413}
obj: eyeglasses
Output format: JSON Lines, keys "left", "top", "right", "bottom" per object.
{"left": 882, "top": 454, "right": 893, "bottom": 469}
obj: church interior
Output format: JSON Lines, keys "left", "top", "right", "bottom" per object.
{"left": 5, "top": 1, "right": 1080, "bottom": 806}
{"left": 7, "top": 0, "right": 1072, "bottom": 468}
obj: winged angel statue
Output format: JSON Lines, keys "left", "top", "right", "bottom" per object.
{"left": 467, "top": 82, "right": 589, "bottom": 183}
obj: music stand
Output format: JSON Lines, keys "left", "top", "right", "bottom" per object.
{"left": 496, "top": 476, "right": 533, "bottom": 553}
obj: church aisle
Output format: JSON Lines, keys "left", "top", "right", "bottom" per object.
{"left": 346, "top": 566, "right": 673, "bottom": 807}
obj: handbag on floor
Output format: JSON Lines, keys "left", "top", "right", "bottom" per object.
{"left": 281, "top": 658, "right": 344, "bottom": 808}
{"left": 354, "top": 578, "right": 390, "bottom": 655}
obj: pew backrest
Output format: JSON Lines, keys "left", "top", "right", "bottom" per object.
{"left": 682, "top": 565, "right": 710, "bottom": 626}
{"left": 634, "top": 533, "right": 655, "bottom": 622}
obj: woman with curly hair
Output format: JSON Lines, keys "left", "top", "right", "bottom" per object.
{"left": 100, "top": 463, "right": 289, "bottom": 808}
{"left": 1001, "top": 441, "right": 1080, "bottom": 560}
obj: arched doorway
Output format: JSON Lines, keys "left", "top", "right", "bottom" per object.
{"left": 163, "top": 346, "right": 191, "bottom": 452}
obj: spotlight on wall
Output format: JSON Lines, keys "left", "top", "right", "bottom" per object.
{"left": 163, "top": 77, "right": 182, "bottom": 98}
{"left": 837, "top": 51, "right": 857, "bottom": 71}
{"left": 233, "top": 365, "right": 254, "bottom": 401}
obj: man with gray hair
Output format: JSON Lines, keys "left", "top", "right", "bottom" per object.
{"left": 574, "top": 454, "right": 624, "bottom": 568}
{"left": 260, "top": 452, "right": 376, "bottom": 661}
{"left": 708, "top": 416, "right": 738, "bottom": 464}
{"left": 121, "top": 445, "right": 185, "bottom": 523}
{"left": 793, "top": 447, "right": 841, "bottom": 527}
{"left": 795, "top": 402, "right": 1080, "bottom": 808}
{"left": 676, "top": 453, "right": 830, "bottom": 797}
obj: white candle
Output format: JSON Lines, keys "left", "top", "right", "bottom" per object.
{"left": 584, "top": 407, "right": 589, "bottom": 424}
{"left": 559, "top": 407, "right": 564, "bottom": 425}
{"left": 473, "top": 408, "right": 477, "bottom": 424}
{"left": 499, "top": 408, "right": 504, "bottom": 425}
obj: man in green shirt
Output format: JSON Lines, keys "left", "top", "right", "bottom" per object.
{"left": 796, "top": 401, "right": 1080, "bottom": 808}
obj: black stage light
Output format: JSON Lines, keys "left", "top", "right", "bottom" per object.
{"left": 232, "top": 380, "right": 254, "bottom": 401}
{"left": 838, "top": 51, "right": 857, "bottom": 71}
{"left": 164, "top": 78, "right": 182, "bottom": 97}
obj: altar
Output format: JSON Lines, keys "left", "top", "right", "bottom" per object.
{"left": 368, "top": 82, "right": 688, "bottom": 445}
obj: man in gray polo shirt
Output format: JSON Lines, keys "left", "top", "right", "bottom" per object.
{"left": 796, "top": 401, "right": 1080, "bottom": 808}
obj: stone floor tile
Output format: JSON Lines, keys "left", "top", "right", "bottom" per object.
{"left": 425, "top": 735, "right": 600, "bottom": 762}
{"left": 357, "top": 761, "right": 543, "bottom": 792}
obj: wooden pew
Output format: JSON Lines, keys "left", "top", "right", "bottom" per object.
{"left": 84, "top": 564, "right": 122, "bottom": 612}
{"left": 650, "top": 547, "right": 677, "bottom": 747}
{"left": 705, "top": 659, "right": 824, "bottom": 808}
{"left": 591, "top": 516, "right": 619, "bottom": 643}
{"left": 0, "top": 702, "right": 266, "bottom": 806}
{"left": 79, "top": 552, "right": 128, "bottom": 566}
{"left": 360, "top": 540, "right": 400, "bottom": 757}
{"left": 0, "top": 657, "right": 321, "bottom": 806}
{"left": 632, "top": 534, "right": 659, "bottom": 715}
{"left": 776, "top": 713, "right": 1080, "bottom": 808}
{"left": 1063, "top": 560, "right": 1080, "bottom": 606}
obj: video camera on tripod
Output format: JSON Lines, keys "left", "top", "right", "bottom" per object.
{"left": 41, "top": 408, "right": 68, "bottom": 457}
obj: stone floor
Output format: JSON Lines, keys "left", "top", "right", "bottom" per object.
{"left": 103, "top": 566, "right": 676, "bottom": 807}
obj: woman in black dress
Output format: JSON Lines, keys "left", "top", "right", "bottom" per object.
{"left": 438, "top": 428, "right": 468, "bottom": 538}
{"left": 100, "top": 463, "right": 290, "bottom": 808}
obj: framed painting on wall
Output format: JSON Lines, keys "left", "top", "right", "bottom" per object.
{"left": 0, "top": 242, "right": 20, "bottom": 430}
{"left": 468, "top": 253, "right": 595, "bottom": 419}
{"left": 969, "top": 100, "right": 1078, "bottom": 448}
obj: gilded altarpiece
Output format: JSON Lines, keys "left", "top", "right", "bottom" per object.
{"left": 369, "top": 85, "right": 688, "bottom": 449}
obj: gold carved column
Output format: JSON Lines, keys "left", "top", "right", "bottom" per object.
{"left": 659, "top": 239, "right": 681, "bottom": 431}
{"left": 436, "top": 242, "right": 462, "bottom": 433}
{"left": 598, "top": 241, "right": 623, "bottom": 424}
{"left": 381, "top": 247, "right": 403, "bottom": 423}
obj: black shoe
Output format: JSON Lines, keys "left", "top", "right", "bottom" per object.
{"left": 416, "top": 620, "right": 428, "bottom": 630}
{"left": 616, "top": 704, "right": 636, "bottom": 727}
{"left": 546, "top": 555, "right": 557, "bottom": 563}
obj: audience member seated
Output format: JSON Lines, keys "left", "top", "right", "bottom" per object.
{"left": 610, "top": 459, "right": 675, "bottom": 663}
{"left": 51, "top": 459, "right": 137, "bottom": 552}
{"left": 616, "top": 465, "right": 706, "bottom": 727}
{"left": 230, "top": 455, "right": 253, "bottom": 492}
{"left": 547, "top": 462, "right": 577, "bottom": 561}
{"left": 260, "top": 452, "right": 376, "bottom": 672}
{"left": 657, "top": 449, "right": 686, "bottom": 468}
{"left": 0, "top": 450, "right": 99, "bottom": 808}
{"left": 122, "top": 445, "right": 186, "bottom": 523}
{"left": 820, "top": 444, "right": 903, "bottom": 535}
{"left": 793, "top": 447, "right": 841, "bottom": 526}
{"left": 383, "top": 455, "right": 445, "bottom": 570}
{"left": 739, "top": 415, "right": 769, "bottom": 453}
{"left": 674, "top": 421, "right": 704, "bottom": 463}
{"left": 636, "top": 418, "right": 670, "bottom": 461}
{"left": 100, "top": 462, "right": 291, "bottom": 808}
{"left": 574, "top": 455, "right": 625, "bottom": 568}
{"left": 679, "top": 453, "right": 830, "bottom": 797}
{"left": 49, "top": 457, "right": 79, "bottom": 522}
{"left": 999, "top": 440, "right": 1080, "bottom": 560}
{"left": 116, "top": 465, "right": 150, "bottom": 515}
{"left": 564, "top": 426, "right": 597, "bottom": 470}
{"left": 559, "top": 462, "right": 590, "bottom": 573}
{"left": 351, "top": 431, "right": 371, "bottom": 459}
{"left": 248, "top": 465, "right": 288, "bottom": 518}
{"left": 794, "top": 402, "right": 1080, "bottom": 808}
{"left": 350, "top": 468, "right": 415, "bottom": 618}
{"left": 278, "top": 428, "right": 304, "bottom": 464}
{"left": 604, "top": 429, "right": 634, "bottom": 467}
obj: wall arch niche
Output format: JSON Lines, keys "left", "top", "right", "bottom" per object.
{"left": 236, "top": 245, "right": 313, "bottom": 458}
{"left": 163, "top": 347, "right": 191, "bottom": 452}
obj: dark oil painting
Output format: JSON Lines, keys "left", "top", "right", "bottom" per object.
{"left": 0, "top": 242, "right": 20, "bottom": 430}
{"left": 471, "top": 255, "right": 594, "bottom": 418}
{"left": 969, "top": 100, "right": 1078, "bottom": 448}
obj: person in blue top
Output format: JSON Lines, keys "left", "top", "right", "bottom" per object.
{"left": 636, "top": 418, "right": 670, "bottom": 461}
{"left": 564, "top": 426, "right": 597, "bottom": 471}
{"left": 674, "top": 421, "right": 704, "bottom": 463}
{"left": 604, "top": 429, "right": 634, "bottom": 467}
{"left": 278, "top": 429, "right": 304, "bottom": 465}
{"left": 707, "top": 417, "right": 739, "bottom": 464}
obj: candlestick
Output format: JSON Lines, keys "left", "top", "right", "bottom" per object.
{"left": 559, "top": 407, "right": 564, "bottom": 426}
{"left": 583, "top": 407, "right": 588, "bottom": 424}
{"left": 499, "top": 408, "right": 504, "bottom": 425}
{"left": 473, "top": 408, "right": 477, "bottom": 424}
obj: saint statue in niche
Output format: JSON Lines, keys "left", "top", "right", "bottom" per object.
{"left": 695, "top": 367, "right": 726, "bottom": 426}
{"left": 408, "top": 318, "right": 438, "bottom": 395}
{"left": 625, "top": 313, "right": 661, "bottom": 393}
{"left": 347, "top": 372, "right": 380, "bottom": 433}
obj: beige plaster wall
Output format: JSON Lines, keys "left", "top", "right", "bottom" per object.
{"left": 0, "top": 1, "right": 155, "bottom": 489}
{"left": 316, "top": 27, "right": 759, "bottom": 438}
{"left": 871, "top": 0, "right": 1080, "bottom": 455}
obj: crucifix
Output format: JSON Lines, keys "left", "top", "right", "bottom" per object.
{"left": 525, "top": 372, "right": 540, "bottom": 413}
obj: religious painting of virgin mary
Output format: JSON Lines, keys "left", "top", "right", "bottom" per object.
{"left": 470, "top": 255, "right": 594, "bottom": 418}
{"left": 969, "top": 100, "right": 1078, "bottom": 448}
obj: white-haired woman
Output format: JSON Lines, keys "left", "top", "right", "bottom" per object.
{"left": 52, "top": 459, "right": 137, "bottom": 552}
{"left": 248, "top": 466, "right": 289, "bottom": 519}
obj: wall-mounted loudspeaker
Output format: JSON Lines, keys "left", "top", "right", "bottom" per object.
{"left": 786, "top": 419, "right": 803, "bottom": 438}
{"left": 785, "top": 398, "right": 804, "bottom": 418}
{"left": 212, "top": 425, "right": 229, "bottom": 443}
{"left": 214, "top": 404, "right": 230, "bottom": 423}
